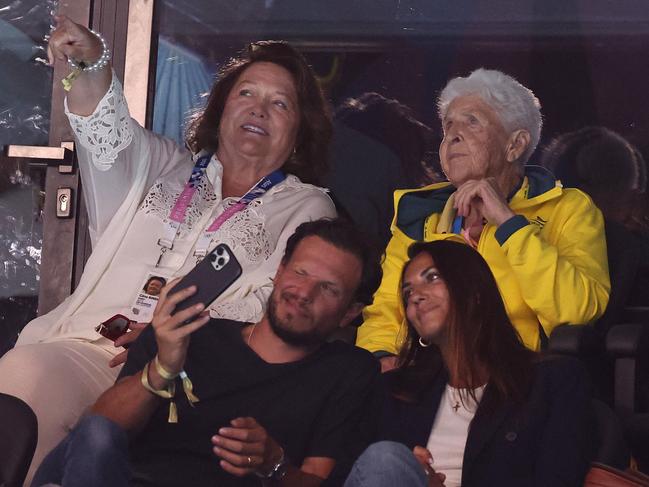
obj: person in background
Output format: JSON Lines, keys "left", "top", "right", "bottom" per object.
{"left": 326, "top": 92, "right": 439, "bottom": 250}
{"left": 541, "top": 126, "right": 649, "bottom": 315}
{"left": 345, "top": 240, "right": 592, "bottom": 487}
{"left": 0, "top": 16, "right": 336, "bottom": 482}
{"left": 356, "top": 68, "right": 610, "bottom": 371}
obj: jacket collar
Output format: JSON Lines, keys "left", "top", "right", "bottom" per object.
{"left": 413, "top": 369, "right": 450, "bottom": 445}
{"left": 509, "top": 165, "right": 562, "bottom": 209}
{"left": 388, "top": 367, "right": 521, "bottom": 475}
{"left": 425, "top": 374, "right": 519, "bottom": 480}
{"left": 462, "top": 385, "right": 517, "bottom": 478}
{"left": 396, "top": 165, "right": 561, "bottom": 240}
{"left": 395, "top": 184, "right": 455, "bottom": 241}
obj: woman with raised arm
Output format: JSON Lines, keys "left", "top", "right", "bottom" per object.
{"left": 0, "top": 15, "right": 336, "bottom": 481}
{"left": 346, "top": 240, "right": 593, "bottom": 487}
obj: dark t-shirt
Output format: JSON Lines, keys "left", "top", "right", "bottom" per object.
{"left": 118, "top": 319, "right": 380, "bottom": 487}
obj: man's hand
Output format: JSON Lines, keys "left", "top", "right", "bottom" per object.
{"left": 412, "top": 446, "right": 446, "bottom": 487}
{"left": 151, "top": 279, "right": 210, "bottom": 376}
{"left": 453, "top": 178, "right": 515, "bottom": 226}
{"left": 108, "top": 322, "right": 149, "bottom": 368}
{"left": 212, "top": 417, "right": 284, "bottom": 477}
{"left": 48, "top": 15, "right": 103, "bottom": 67}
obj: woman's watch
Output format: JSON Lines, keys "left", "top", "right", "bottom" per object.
{"left": 256, "top": 447, "right": 289, "bottom": 483}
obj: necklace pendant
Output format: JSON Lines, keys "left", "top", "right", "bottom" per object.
{"left": 452, "top": 402, "right": 461, "bottom": 412}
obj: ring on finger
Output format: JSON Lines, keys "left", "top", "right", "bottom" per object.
{"left": 247, "top": 456, "right": 252, "bottom": 466}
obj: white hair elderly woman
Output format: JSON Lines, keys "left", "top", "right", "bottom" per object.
{"left": 357, "top": 68, "right": 610, "bottom": 370}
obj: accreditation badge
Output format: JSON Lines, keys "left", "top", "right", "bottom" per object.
{"left": 130, "top": 273, "right": 171, "bottom": 322}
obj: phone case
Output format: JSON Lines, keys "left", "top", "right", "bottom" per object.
{"left": 95, "top": 314, "right": 134, "bottom": 342}
{"left": 174, "top": 243, "right": 243, "bottom": 314}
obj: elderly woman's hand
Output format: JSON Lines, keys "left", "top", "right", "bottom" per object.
{"left": 48, "top": 15, "right": 103, "bottom": 67}
{"left": 454, "top": 177, "right": 515, "bottom": 227}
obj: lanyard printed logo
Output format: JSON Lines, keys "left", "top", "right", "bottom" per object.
{"left": 169, "top": 155, "right": 212, "bottom": 223}
{"left": 156, "top": 154, "right": 285, "bottom": 266}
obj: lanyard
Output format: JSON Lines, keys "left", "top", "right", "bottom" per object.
{"left": 156, "top": 154, "right": 285, "bottom": 266}
{"left": 452, "top": 215, "right": 463, "bottom": 235}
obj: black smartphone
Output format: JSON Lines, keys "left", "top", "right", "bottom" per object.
{"left": 173, "top": 243, "right": 242, "bottom": 315}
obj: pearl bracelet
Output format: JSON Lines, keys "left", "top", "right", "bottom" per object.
{"left": 68, "top": 29, "right": 111, "bottom": 72}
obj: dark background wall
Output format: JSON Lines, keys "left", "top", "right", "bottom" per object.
{"left": 155, "top": 0, "right": 649, "bottom": 160}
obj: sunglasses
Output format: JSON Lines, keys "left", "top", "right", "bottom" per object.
{"left": 95, "top": 314, "right": 135, "bottom": 342}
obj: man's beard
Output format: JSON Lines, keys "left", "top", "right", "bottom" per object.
{"left": 267, "top": 291, "right": 326, "bottom": 347}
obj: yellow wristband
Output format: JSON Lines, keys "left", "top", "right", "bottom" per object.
{"left": 154, "top": 355, "right": 179, "bottom": 381}
{"left": 140, "top": 362, "right": 174, "bottom": 398}
{"left": 141, "top": 362, "right": 178, "bottom": 423}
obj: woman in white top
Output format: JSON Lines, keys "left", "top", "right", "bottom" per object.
{"left": 345, "top": 240, "right": 593, "bottom": 487}
{"left": 0, "top": 16, "right": 336, "bottom": 482}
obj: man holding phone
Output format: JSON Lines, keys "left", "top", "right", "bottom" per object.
{"left": 33, "top": 219, "right": 382, "bottom": 487}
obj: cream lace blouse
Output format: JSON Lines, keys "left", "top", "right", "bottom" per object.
{"left": 18, "top": 72, "right": 336, "bottom": 346}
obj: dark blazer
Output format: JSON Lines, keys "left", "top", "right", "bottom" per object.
{"left": 379, "top": 357, "right": 593, "bottom": 487}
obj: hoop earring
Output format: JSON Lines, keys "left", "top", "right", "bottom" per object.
{"left": 418, "top": 337, "right": 431, "bottom": 348}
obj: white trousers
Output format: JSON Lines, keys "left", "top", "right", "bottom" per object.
{"left": 0, "top": 340, "right": 120, "bottom": 486}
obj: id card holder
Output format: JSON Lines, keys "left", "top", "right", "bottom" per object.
{"left": 130, "top": 272, "right": 171, "bottom": 322}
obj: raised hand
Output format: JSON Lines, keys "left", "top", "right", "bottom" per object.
{"left": 47, "top": 15, "right": 103, "bottom": 67}
{"left": 453, "top": 177, "right": 515, "bottom": 226}
{"left": 151, "top": 278, "right": 211, "bottom": 376}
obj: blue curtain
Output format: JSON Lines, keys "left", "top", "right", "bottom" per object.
{"left": 152, "top": 37, "right": 214, "bottom": 145}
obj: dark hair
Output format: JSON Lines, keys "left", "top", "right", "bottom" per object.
{"left": 540, "top": 126, "right": 647, "bottom": 229}
{"left": 185, "top": 41, "right": 332, "bottom": 185}
{"left": 336, "top": 92, "right": 441, "bottom": 186}
{"left": 393, "top": 240, "right": 535, "bottom": 407}
{"left": 281, "top": 218, "right": 382, "bottom": 305}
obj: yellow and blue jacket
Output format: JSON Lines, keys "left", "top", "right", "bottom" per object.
{"left": 357, "top": 166, "right": 610, "bottom": 353}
